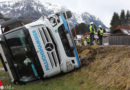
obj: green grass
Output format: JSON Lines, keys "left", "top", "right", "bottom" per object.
{"left": 0, "top": 50, "right": 120, "bottom": 90}
{"left": 0, "top": 66, "right": 119, "bottom": 90}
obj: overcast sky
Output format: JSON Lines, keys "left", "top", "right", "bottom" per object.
{"left": 40, "top": 0, "right": 130, "bottom": 27}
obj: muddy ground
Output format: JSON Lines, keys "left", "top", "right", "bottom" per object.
{"left": 77, "top": 46, "right": 130, "bottom": 90}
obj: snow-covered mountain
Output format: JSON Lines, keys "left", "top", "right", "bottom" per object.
{"left": 0, "top": 0, "right": 106, "bottom": 28}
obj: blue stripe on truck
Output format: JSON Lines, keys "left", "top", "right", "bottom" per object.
{"left": 60, "top": 14, "right": 81, "bottom": 67}
{"left": 31, "top": 64, "right": 38, "bottom": 77}
{"left": 32, "top": 30, "right": 50, "bottom": 71}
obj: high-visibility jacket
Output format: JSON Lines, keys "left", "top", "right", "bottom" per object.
{"left": 99, "top": 29, "right": 104, "bottom": 35}
{"left": 89, "top": 25, "right": 95, "bottom": 33}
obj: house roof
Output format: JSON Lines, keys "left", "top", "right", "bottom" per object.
{"left": 115, "top": 25, "right": 130, "bottom": 30}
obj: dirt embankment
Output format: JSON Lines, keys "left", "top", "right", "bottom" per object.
{"left": 78, "top": 46, "right": 130, "bottom": 90}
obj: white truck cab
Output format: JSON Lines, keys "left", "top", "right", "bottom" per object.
{"left": 0, "top": 11, "right": 80, "bottom": 84}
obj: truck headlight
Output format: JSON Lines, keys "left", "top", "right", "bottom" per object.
{"left": 49, "top": 17, "right": 57, "bottom": 27}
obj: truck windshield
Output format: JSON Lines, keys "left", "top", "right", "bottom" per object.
{"left": 5, "top": 29, "right": 39, "bottom": 82}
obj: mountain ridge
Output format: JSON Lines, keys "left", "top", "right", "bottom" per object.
{"left": 0, "top": 0, "right": 106, "bottom": 28}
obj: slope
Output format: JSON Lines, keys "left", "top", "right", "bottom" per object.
{"left": 78, "top": 46, "right": 130, "bottom": 90}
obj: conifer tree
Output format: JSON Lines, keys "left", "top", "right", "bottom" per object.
{"left": 126, "top": 10, "right": 130, "bottom": 24}
{"left": 120, "top": 10, "right": 126, "bottom": 25}
{"left": 110, "top": 12, "right": 120, "bottom": 33}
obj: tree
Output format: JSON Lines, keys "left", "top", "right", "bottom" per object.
{"left": 72, "top": 23, "right": 90, "bottom": 36}
{"left": 71, "top": 22, "right": 99, "bottom": 37}
{"left": 120, "top": 10, "right": 126, "bottom": 25}
{"left": 110, "top": 12, "right": 121, "bottom": 33}
{"left": 126, "top": 10, "right": 130, "bottom": 24}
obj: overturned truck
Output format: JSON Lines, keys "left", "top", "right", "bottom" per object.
{"left": 0, "top": 11, "right": 80, "bottom": 84}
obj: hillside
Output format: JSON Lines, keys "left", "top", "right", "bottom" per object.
{"left": 78, "top": 46, "right": 130, "bottom": 90}
{"left": 1, "top": 46, "right": 130, "bottom": 90}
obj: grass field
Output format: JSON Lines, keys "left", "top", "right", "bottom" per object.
{"left": 0, "top": 46, "right": 127, "bottom": 90}
{"left": 0, "top": 62, "right": 118, "bottom": 90}
{"left": 0, "top": 67, "right": 116, "bottom": 90}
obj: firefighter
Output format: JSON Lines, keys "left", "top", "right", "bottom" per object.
{"left": 98, "top": 25, "right": 104, "bottom": 45}
{"left": 89, "top": 22, "right": 96, "bottom": 45}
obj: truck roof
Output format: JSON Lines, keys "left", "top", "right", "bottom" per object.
{"left": 0, "top": 19, "right": 23, "bottom": 33}
{"left": 1, "top": 19, "right": 22, "bottom": 28}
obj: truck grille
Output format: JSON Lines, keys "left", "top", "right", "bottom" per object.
{"left": 38, "top": 27, "right": 60, "bottom": 68}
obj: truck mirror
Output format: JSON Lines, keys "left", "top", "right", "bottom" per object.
{"left": 62, "top": 11, "right": 72, "bottom": 19}
{"left": 65, "top": 11, "right": 72, "bottom": 19}
{"left": 56, "top": 11, "right": 72, "bottom": 19}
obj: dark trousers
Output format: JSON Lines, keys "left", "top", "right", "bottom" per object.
{"left": 99, "top": 35, "right": 103, "bottom": 45}
{"left": 90, "top": 33, "right": 94, "bottom": 45}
